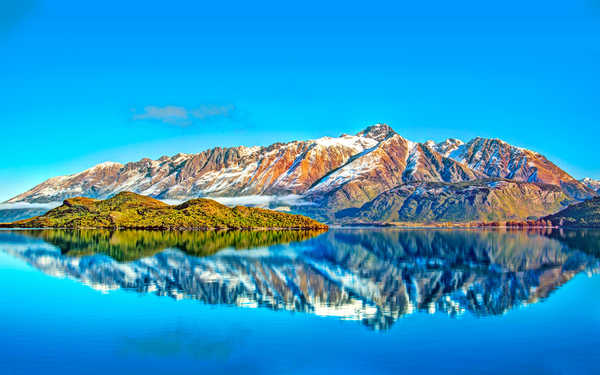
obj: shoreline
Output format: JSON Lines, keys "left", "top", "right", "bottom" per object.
{"left": 341, "top": 222, "right": 600, "bottom": 229}
{"left": 2, "top": 224, "right": 598, "bottom": 232}
{"left": 0, "top": 225, "right": 329, "bottom": 231}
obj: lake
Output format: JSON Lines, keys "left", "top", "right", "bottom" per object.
{"left": 1, "top": 228, "right": 599, "bottom": 374}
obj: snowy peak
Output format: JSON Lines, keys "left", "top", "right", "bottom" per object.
{"left": 433, "top": 138, "right": 465, "bottom": 157}
{"left": 581, "top": 178, "right": 600, "bottom": 193}
{"left": 435, "top": 136, "right": 595, "bottom": 200}
{"left": 356, "top": 123, "right": 396, "bottom": 142}
{"left": 312, "top": 134, "right": 378, "bottom": 152}
{"left": 304, "top": 134, "right": 484, "bottom": 214}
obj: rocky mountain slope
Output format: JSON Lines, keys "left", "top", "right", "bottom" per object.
{"left": 5, "top": 124, "right": 595, "bottom": 223}
{"left": 344, "top": 179, "right": 569, "bottom": 223}
{"left": 2, "top": 192, "right": 327, "bottom": 230}
{"left": 433, "top": 137, "right": 593, "bottom": 200}
{"left": 7, "top": 124, "right": 488, "bottom": 204}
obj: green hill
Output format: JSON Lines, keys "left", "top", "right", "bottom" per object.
{"left": 0, "top": 192, "right": 328, "bottom": 230}
{"left": 544, "top": 197, "right": 600, "bottom": 227}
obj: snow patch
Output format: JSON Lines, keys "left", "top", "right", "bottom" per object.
{"left": 404, "top": 141, "right": 420, "bottom": 177}
{"left": 85, "top": 161, "right": 123, "bottom": 171}
{"left": 207, "top": 195, "right": 315, "bottom": 207}
{"left": 313, "top": 134, "right": 378, "bottom": 151}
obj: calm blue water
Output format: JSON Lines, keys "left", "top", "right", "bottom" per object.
{"left": 1, "top": 228, "right": 599, "bottom": 374}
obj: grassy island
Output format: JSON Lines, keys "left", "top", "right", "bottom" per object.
{"left": 0, "top": 192, "right": 328, "bottom": 230}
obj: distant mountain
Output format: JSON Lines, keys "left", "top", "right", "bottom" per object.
{"left": 5, "top": 124, "right": 596, "bottom": 223}
{"left": 581, "top": 178, "right": 600, "bottom": 193}
{"left": 342, "top": 179, "right": 568, "bottom": 224}
{"left": 433, "top": 137, "right": 593, "bottom": 200}
{"left": 2, "top": 192, "right": 327, "bottom": 230}
{"left": 544, "top": 197, "right": 600, "bottom": 227}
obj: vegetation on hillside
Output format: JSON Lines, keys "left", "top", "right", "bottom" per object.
{"left": 1, "top": 192, "right": 328, "bottom": 230}
{"left": 543, "top": 197, "right": 600, "bottom": 227}
{"left": 338, "top": 179, "right": 568, "bottom": 224}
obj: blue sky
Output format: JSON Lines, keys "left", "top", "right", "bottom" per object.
{"left": 1, "top": 0, "right": 600, "bottom": 201}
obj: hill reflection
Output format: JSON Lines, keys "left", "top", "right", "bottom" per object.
{"left": 20, "top": 229, "right": 326, "bottom": 261}
{"left": 1, "top": 228, "right": 598, "bottom": 330}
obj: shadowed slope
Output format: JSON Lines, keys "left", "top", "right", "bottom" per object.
{"left": 340, "top": 179, "right": 569, "bottom": 224}
{"left": 544, "top": 197, "right": 600, "bottom": 227}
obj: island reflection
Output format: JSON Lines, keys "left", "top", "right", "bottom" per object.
{"left": 1, "top": 228, "right": 598, "bottom": 330}
{"left": 20, "top": 229, "right": 326, "bottom": 261}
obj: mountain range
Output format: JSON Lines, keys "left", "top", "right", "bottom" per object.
{"left": 5, "top": 124, "right": 598, "bottom": 223}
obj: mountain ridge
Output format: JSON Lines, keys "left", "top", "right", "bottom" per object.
{"left": 343, "top": 179, "right": 569, "bottom": 224}
{"left": 5, "top": 124, "right": 596, "bottom": 223}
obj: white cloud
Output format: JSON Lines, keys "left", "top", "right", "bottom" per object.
{"left": 158, "top": 199, "right": 185, "bottom": 206}
{"left": 0, "top": 202, "right": 61, "bottom": 210}
{"left": 132, "top": 104, "right": 235, "bottom": 125}
{"left": 133, "top": 105, "right": 188, "bottom": 124}
{"left": 208, "top": 195, "right": 315, "bottom": 208}
{"left": 190, "top": 105, "right": 235, "bottom": 120}
{"left": 0, "top": 195, "right": 313, "bottom": 212}
{"left": 160, "top": 195, "right": 315, "bottom": 208}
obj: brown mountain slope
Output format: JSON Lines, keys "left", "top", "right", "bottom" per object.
{"left": 437, "top": 137, "right": 594, "bottom": 200}
{"left": 5, "top": 124, "right": 594, "bottom": 223}
{"left": 341, "top": 179, "right": 569, "bottom": 224}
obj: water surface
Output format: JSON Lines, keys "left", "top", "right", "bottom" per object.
{"left": 1, "top": 228, "right": 599, "bottom": 374}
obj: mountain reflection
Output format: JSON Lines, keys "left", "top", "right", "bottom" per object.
{"left": 1, "top": 228, "right": 598, "bottom": 330}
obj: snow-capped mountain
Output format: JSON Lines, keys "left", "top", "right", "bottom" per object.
{"left": 7, "top": 124, "right": 484, "bottom": 204}
{"left": 5, "top": 124, "right": 596, "bottom": 222}
{"left": 581, "top": 178, "right": 600, "bottom": 193}
{"left": 433, "top": 137, "right": 593, "bottom": 200}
